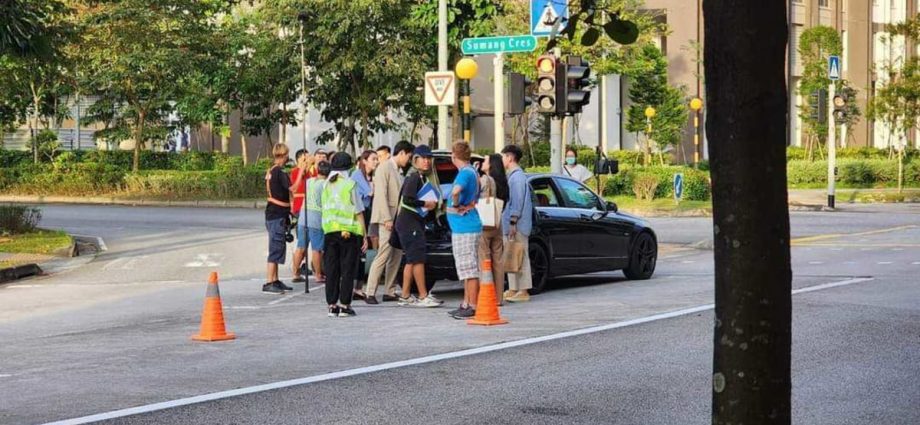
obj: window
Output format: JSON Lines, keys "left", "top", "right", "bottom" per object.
{"left": 530, "top": 178, "right": 561, "bottom": 207}
{"left": 819, "top": 0, "right": 828, "bottom": 7}
{"left": 555, "top": 178, "right": 600, "bottom": 210}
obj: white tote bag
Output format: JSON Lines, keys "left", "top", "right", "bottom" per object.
{"left": 476, "top": 175, "right": 503, "bottom": 229}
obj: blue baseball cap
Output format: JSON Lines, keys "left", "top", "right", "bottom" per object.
{"left": 413, "top": 144, "right": 433, "bottom": 157}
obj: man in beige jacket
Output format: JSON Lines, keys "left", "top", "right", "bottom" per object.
{"left": 364, "top": 141, "right": 415, "bottom": 304}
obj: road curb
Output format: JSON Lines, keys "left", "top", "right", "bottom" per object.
{"left": 0, "top": 196, "right": 266, "bottom": 209}
{"left": 0, "top": 263, "right": 43, "bottom": 285}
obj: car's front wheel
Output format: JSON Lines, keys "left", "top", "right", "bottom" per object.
{"left": 528, "top": 242, "right": 550, "bottom": 294}
{"left": 623, "top": 232, "right": 657, "bottom": 280}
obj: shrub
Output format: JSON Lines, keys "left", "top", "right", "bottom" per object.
{"left": 605, "top": 165, "right": 711, "bottom": 201}
{"left": 0, "top": 205, "right": 41, "bottom": 235}
{"left": 0, "top": 149, "right": 31, "bottom": 168}
{"left": 169, "top": 151, "right": 214, "bottom": 171}
{"left": 123, "top": 169, "right": 264, "bottom": 199}
{"left": 839, "top": 161, "right": 875, "bottom": 185}
{"left": 786, "top": 160, "right": 827, "bottom": 186}
{"left": 632, "top": 173, "right": 660, "bottom": 201}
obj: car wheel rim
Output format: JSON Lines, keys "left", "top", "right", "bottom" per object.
{"left": 636, "top": 236, "right": 656, "bottom": 275}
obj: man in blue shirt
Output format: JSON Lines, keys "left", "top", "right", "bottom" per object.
{"left": 501, "top": 144, "right": 534, "bottom": 302}
{"left": 447, "top": 141, "right": 483, "bottom": 319}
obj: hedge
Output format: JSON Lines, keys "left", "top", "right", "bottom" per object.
{"left": 787, "top": 159, "right": 920, "bottom": 187}
{"left": 123, "top": 169, "right": 264, "bottom": 199}
{"left": 786, "top": 146, "right": 919, "bottom": 162}
{"left": 605, "top": 166, "right": 711, "bottom": 201}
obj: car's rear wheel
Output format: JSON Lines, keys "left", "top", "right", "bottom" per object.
{"left": 623, "top": 232, "right": 657, "bottom": 280}
{"left": 528, "top": 242, "right": 550, "bottom": 294}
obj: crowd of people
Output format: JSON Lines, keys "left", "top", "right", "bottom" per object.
{"left": 263, "top": 140, "right": 552, "bottom": 319}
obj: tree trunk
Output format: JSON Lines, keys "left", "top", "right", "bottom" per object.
{"left": 133, "top": 110, "right": 146, "bottom": 173}
{"left": 704, "top": 2, "right": 792, "bottom": 424}
{"left": 280, "top": 103, "right": 287, "bottom": 146}
{"left": 31, "top": 84, "right": 41, "bottom": 164}
{"left": 898, "top": 146, "right": 904, "bottom": 194}
{"left": 360, "top": 111, "right": 370, "bottom": 149}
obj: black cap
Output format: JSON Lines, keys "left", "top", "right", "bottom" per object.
{"left": 413, "top": 144, "right": 433, "bottom": 158}
{"left": 331, "top": 152, "right": 353, "bottom": 171}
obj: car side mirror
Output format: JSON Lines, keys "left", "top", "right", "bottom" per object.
{"left": 606, "top": 201, "right": 618, "bottom": 213}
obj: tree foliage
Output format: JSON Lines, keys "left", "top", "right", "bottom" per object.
{"left": 625, "top": 44, "right": 688, "bottom": 164}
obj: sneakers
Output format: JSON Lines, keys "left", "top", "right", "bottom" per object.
{"left": 292, "top": 276, "right": 307, "bottom": 283}
{"left": 382, "top": 294, "right": 400, "bottom": 302}
{"left": 327, "top": 306, "right": 341, "bottom": 317}
{"left": 398, "top": 295, "right": 418, "bottom": 306}
{"left": 352, "top": 291, "right": 366, "bottom": 300}
{"left": 506, "top": 291, "right": 530, "bottom": 303}
{"left": 450, "top": 306, "right": 476, "bottom": 319}
{"left": 365, "top": 296, "right": 379, "bottom": 305}
{"left": 275, "top": 281, "right": 294, "bottom": 291}
{"left": 262, "top": 282, "right": 286, "bottom": 295}
{"left": 338, "top": 307, "right": 357, "bottom": 317}
{"left": 416, "top": 296, "right": 443, "bottom": 308}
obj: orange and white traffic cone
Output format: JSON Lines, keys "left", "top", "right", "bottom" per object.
{"left": 468, "top": 259, "right": 508, "bottom": 326}
{"left": 192, "top": 272, "right": 236, "bottom": 342}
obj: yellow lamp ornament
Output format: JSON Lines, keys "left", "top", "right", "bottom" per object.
{"left": 690, "top": 97, "right": 704, "bottom": 111}
{"left": 644, "top": 106, "right": 657, "bottom": 119}
{"left": 455, "top": 57, "right": 478, "bottom": 142}
{"left": 455, "top": 58, "right": 478, "bottom": 80}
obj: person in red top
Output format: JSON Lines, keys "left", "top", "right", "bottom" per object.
{"left": 290, "top": 149, "right": 312, "bottom": 283}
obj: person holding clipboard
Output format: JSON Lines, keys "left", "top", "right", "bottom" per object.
{"left": 393, "top": 145, "right": 443, "bottom": 308}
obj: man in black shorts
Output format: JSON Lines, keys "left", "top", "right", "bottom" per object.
{"left": 264, "top": 143, "right": 294, "bottom": 294}
{"left": 395, "top": 145, "right": 442, "bottom": 308}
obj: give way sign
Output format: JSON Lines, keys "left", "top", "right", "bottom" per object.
{"left": 424, "top": 71, "right": 456, "bottom": 106}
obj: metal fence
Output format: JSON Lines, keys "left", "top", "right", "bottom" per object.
{"left": 1, "top": 128, "right": 97, "bottom": 151}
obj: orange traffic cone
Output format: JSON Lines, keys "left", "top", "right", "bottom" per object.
{"left": 468, "top": 259, "right": 508, "bottom": 326}
{"left": 192, "top": 272, "right": 236, "bottom": 342}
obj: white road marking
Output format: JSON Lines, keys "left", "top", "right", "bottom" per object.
{"left": 860, "top": 248, "right": 872, "bottom": 251}
{"left": 891, "top": 248, "right": 904, "bottom": 251}
{"left": 267, "top": 293, "right": 301, "bottom": 306}
{"left": 877, "top": 261, "right": 894, "bottom": 265}
{"left": 45, "top": 277, "right": 877, "bottom": 425}
{"left": 808, "top": 261, "right": 824, "bottom": 265}
{"left": 830, "top": 248, "right": 843, "bottom": 251}
{"left": 184, "top": 253, "right": 223, "bottom": 268}
{"left": 912, "top": 262, "right": 920, "bottom": 265}
{"left": 101, "top": 258, "right": 127, "bottom": 271}
{"left": 843, "top": 261, "right": 857, "bottom": 265}
{"left": 5, "top": 285, "right": 40, "bottom": 288}
{"left": 681, "top": 260, "right": 696, "bottom": 264}
{"left": 0, "top": 374, "right": 12, "bottom": 378}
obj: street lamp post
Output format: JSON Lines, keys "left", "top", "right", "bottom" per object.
{"left": 455, "top": 58, "right": 478, "bottom": 143}
{"left": 690, "top": 97, "right": 704, "bottom": 167}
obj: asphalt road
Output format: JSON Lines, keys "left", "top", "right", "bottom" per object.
{"left": 0, "top": 203, "right": 917, "bottom": 424}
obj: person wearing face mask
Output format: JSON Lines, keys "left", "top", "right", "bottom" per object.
{"left": 563, "top": 147, "right": 593, "bottom": 183}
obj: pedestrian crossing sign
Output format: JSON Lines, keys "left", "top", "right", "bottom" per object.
{"left": 829, "top": 55, "right": 841, "bottom": 81}
{"left": 531, "top": 0, "right": 568, "bottom": 37}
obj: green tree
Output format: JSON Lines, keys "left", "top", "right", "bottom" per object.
{"left": 263, "top": 0, "right": 432, "bottom": 152}
{"left": 78, "top": 0, "right": 229, "bottom": 171}
{"left": 625, "top": 44, "right": 688, "bottom": 165}
{"left": 867, "top": 18, "right": 920, "bottom": 193}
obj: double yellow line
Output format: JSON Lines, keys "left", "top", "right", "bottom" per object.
{"left": 791, "top": 225, "right": 919, "bottom": 246}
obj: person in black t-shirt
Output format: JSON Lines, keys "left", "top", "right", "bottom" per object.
{"left": 263, "top": 144, "right": 293, "bottom": 294}
{"left": 395, "top": 145, "right": 442, "bottom": 308}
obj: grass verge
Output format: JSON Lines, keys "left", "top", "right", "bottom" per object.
{"left": 842, "top": 189, "right": 920, "bottom": 203}
{"left": 0, "top": 229, "right": 72, "bottom": 255}
{"left": 606, "top": 195, "right": 712, "bottom": 216}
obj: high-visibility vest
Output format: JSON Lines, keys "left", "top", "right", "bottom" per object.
{"left": 321, "top": 177, "right": 363, "bottom": 235}
{"left": 305, "top": 177, "right": 322, "bottom": 211}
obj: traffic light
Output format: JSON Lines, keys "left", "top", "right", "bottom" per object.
{"left": 535, "top": 54, "right": 557, "bottom": 114}
{"left": 506, "top": 72, "right": 533, "bottom": 115}
{"left": 559, "top": 56, "right": 592, "bottom": 115}
{"left": 809, "top": 89, "right": 827, "bottom": 123}
{"left": 833, "top": 92, "right": 848, "bottom": 123}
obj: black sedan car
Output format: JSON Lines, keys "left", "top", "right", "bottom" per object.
{"left": 422, "top": 152, "right": 658, "bottom": 294}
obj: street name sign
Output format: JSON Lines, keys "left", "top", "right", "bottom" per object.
{"left": 424, "top": 71, "right": 456, "bottom": 106}
{"left": 461, "top": 35, "right": 538, "bottom": 55}
{"left": 829, "top": 55, "right": 841, "bottom": 81}
{"left": 531, "top": 0, "right": 569, "bottom": 37}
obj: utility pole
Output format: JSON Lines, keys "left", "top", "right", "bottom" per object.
{"left": 437, "top": 0, "right": 448, "bottom": 149}
{"left": 493, "top": 53, "right": 504, "bottom": 153}
{"left": 298, "top": 12, "right": 309, "bottom": 151}
{"left": 549, "top": 48, "right": 562, "bottom": 174}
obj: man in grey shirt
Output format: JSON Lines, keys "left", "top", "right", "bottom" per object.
{"left": 500, "top": 145, "right": 534, "bottom": 303}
